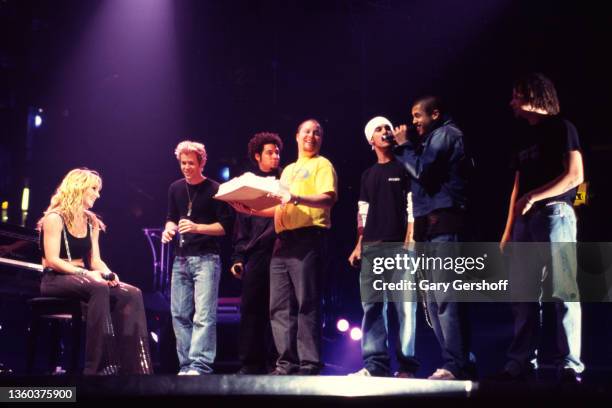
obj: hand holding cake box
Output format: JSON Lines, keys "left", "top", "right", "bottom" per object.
{"left": 214, "top": 172, "right": 288, "bottom": 211}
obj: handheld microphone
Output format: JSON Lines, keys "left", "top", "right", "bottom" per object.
{"left": 179, "top": 216, "right": 189, "bottom": 248}
{"left": 381, "top": 134, "right": 395, "bottom": 142}
{"left": 102, "top": 271, "right": 116, "bottom": 281}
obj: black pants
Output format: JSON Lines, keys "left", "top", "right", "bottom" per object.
{"left": 41, "top": 272, "right": 153, "bottom": 375}
{"left": 239, "top": 248, "right": 277, "bottom": 370}
{"left": 505, "top": 302, "right": 577, "bottom": 374}
{"left": 269, "top": 227, "right": 326, "bottom": 373}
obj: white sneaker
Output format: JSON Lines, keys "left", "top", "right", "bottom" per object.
{"left": 428, "top": 368, "right": 456, "bottom": 380}
{"left": 178, "top": 369, "right": 201, "bottom": 376}
{"left": 349, "top": 368, "right": 372, "bottom": 376}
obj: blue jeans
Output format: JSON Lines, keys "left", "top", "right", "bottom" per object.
{"left": 171, "top": 254, "right": 221, "bottom": 374}
{"left": 421, "top": 233, "right": 474, "bottom": 379}
{"left": 359, "top": 244, "right": 418, "bottom": 375}
{"left": 507, "top": 202, "right": 584, "bottom": 374}
{"left": 360, "top": 300, "right": 418, "bottom": 375}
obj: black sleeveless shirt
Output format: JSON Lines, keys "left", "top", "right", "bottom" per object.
{"left": 40, "top": 216, "right": 92, "bottom": 261}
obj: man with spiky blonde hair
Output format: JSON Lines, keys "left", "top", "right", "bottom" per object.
{"left": 162, "top": 140, "right": 234, "bottom": 375}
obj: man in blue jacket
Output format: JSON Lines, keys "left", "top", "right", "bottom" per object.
{"left": 393, "top": 96, "right": 474, "bottom": 380}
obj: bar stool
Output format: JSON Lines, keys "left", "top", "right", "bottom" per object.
{"left": 26, "top": 297, "right": 83, "bottom": 375}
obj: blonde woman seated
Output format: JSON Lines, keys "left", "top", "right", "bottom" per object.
{"left": 38, "top": 168, "right": 152, "bottom": 375}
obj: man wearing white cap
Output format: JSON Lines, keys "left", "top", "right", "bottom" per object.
{"left": 348, "top": 116, "right": 419, "bottom": 377}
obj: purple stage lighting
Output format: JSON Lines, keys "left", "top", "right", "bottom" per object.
{"left": 350, "top": 327, "right": 362, "bottom": 341}
{"left": 336, "top": 318, "right": 349, "bottom": 333}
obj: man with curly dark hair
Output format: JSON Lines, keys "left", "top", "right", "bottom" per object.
{"left": 231, "top": 132, "right": 283, "bottom": 374}
{"left": 247, "top": 132, "right": 284, "bottom": 166}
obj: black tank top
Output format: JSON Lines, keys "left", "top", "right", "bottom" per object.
{"left": 40, "top": 217, "right": 92, "bottom": 261}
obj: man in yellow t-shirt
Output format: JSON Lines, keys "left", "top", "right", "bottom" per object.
{"left": 231, "top": 119, "right": 337, "bottom": 375}
{"left": 274, "top": 150, "right": 336, "bottom": 233}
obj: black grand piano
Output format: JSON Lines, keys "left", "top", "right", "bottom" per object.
{"left": 0, "top": 223, "right": 43, "bottom": 298}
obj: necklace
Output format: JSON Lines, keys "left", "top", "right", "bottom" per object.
{"left": 185, "top": 181, "right": 200, "bottom": 217}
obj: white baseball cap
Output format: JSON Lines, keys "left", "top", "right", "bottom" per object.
{"left": 364, "top": 116, "right": 393, "bottom": 144}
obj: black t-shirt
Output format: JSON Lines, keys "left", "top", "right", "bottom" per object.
{"left": 231, "top": 167, "right": 280, "bottom": 264}
{"left": 359, "top": 160, "right": 410, "bottom": 242}
{"left": 166, "top": 178, "right": 235, "bottom": 256}
{"left": 513, "top": 116, "right": 581, "bottom": 205}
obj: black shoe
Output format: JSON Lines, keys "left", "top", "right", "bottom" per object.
{"left": 558, "top": 368, "right": 581, "bottom": 384}
{"left": 297, "top": 366, "right": 320, "bottom": 375}
{"left": 487, "top": 369, "right": 529, "bottom": 382}
{"left": 236, "top": 366, "right": 266, "bottom": 375}
{"left": 394, "top": 371, "right": 416, "bottom": 379}
{"left": 269, "top": 368, "right": 290, "bottom": 375}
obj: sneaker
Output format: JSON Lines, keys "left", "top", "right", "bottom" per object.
{"left": 269, "top": 368, "right": 289, "bottom": 375}
{"left": 179, "top": 369, "right": 201, "bottom": 376}
{"left": 487, "top": 367, "right": 534, "bottom": 382}
{"left": 394, "top": 371, "right": 415, "bottom": 379}
{"left": 349, "top": 368, "right": 372, "bottom": 376}
{"left": 558, "top": 368, "right": 581, "bottom": 384}
{"left": 236, "top": 366, "right": 266, "bottom": 375}
{"left": 428, "top": 368, "right": 456, "bottom": 380}
{"left": 297, "top": 366, "right": 320, "bottom": 375}
{"left": 487, "top": 370, "right": 521, "bottom": 382}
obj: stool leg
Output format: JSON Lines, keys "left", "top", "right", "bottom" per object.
{"left": 70, "top": 311, "right": 82, "bottom": 375}
{"left": 48, "top": 321, "right": 62, "bottom": 374}
{"left": 26, "top": 315, "right": 40, "bottom": 375}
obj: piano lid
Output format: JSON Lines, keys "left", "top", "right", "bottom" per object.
{"left": 0, "top": 222, "right": 40, "bottom": 264}
{"left": 0, "top": 223, "right": 41, "bottom": 297}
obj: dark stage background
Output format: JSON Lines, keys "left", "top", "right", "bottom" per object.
{"left": 1, "top": 0, "right": 611, "bottom": 376}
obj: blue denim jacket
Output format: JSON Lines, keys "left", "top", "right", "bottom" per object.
{"left": 393, "top": 118, "right": 469, "bottom": 217}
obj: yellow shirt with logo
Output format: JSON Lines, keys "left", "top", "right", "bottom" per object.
{"left": 274, "top": 155, "right": 337, "bottom": 233}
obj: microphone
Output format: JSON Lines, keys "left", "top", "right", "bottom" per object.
{"left": 179, "top": 216, "right": 189, "bottom": 248}
{"left": 102, "top": 271, "right": 116, "bottom": 281}
{"left": 390, "top": 125, "right": 418, "bottom": 144}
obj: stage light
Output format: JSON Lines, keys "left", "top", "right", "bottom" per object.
{"left": 27, "top": 107, "right": 44, "bottom": 129}
{"left": 336, "top": 318, "right": 349, "bottom": 332}
{"left": 220, "top": 166, "right": 230, "bottom": 181}
{"left": 21, "top": 187, "right": 30, "bottom": 211}
{"left": 1, "top": 201, "right": 7, "bottom": 223}
{"left": 349, "top": 327, "right": 362, "bottom": 341}
{"left": 150, "top": 332, "right": 159, "bottom": 343}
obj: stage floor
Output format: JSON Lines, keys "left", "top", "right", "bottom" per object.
{"left": 1, "top": 374, "right": 610, "bottom": 404}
